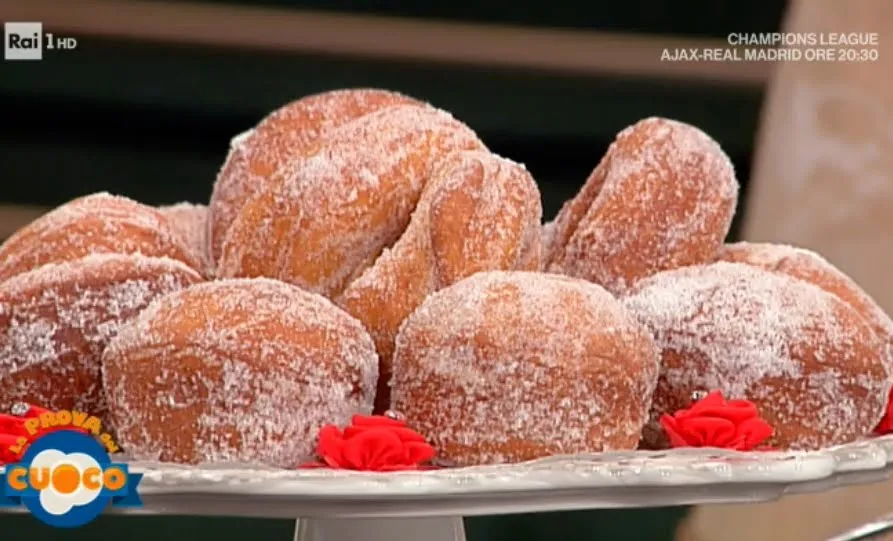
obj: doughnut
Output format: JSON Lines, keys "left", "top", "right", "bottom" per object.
{"left": 391, "top": 271, "right": 660, "bottom": 466}
{"left": 717, "top": 242, "right": 893, "bottom": 360}
{"left": 546, "top": 117, "right": 739, "bottom": 294}
{"left": 622, "top": 261, "right": 891, "bottom": 449}
{"left": 158, "top": 202, "right": 212, "bottom": 275}
{"left": 209, "top": 88, "right": 421, "bottom": 261}
{"left": 0, "top": 253, "right": 202, "bottom": 417}
{"left": 718, "top": 242, "right": 893, "bottom": 433}
{"left": 0, "top": 193, "right": 202, "bottom": 283}
{"left": 338, "top": 151, "right": 542, "bottom": 411}
{"left": 217, "top": 103, "right": 486, "bottom": 297}
{"left": 101, "top": 278, "right": 379, "bottom": 467}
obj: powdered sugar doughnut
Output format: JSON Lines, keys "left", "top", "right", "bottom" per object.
{"left": 338, "top": 151, "right": 542, "bottom": 412}
{"left": 623, "top": 262, "right": 891, "bottom": 450}
{"left": 392, "top": 271, "right": 659, "bottom": 466}
{"left": 158, "top": 202, "right": 212, "bottom": 275}
{"left": 547, "top": 117, "right": 739, "bottom": 294}
{"left": 209, "top": 88, "right": 421, "bottom": 262}
{"left": 0, "top": 193, "right": 202, "bottom": 283}
{"left": 218, "top": 104, "right": 486, "bottom": 297}
{"left": 102, "top": 278, "right": 378, "bottom": 467}
{"left": 718, "top": 242, "right": 893, "bottom": 361}
{"left": 0, "top": 254, "right": 202, "bottom": 417}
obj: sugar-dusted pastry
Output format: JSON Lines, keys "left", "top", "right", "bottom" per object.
{"left": 0, "top": 193, "right": 202, "bottom": 283}
{"left": 392, "top": 271, "right": 659, "bottom": 466}
{"left": 102, "top": 278, "right": 379, "bottom": 467}
{"left": 209, "top": 88, "right": 422, "bottom": 261}
{"left": 217, "top": 104, "right": 486, "bottom": 296}
{"left": 338, "top": 151, "right": 542, "bottom": 411}
{"left": 547, "top": 117, "right": 739, "bottom": 294}
{"left": 718, "top": 242, "right": 893, "bottom": 360}
{"left": 623, "top": 261, "right": 892, "bottom": 449}
{"left": 0, "top": 254, "right": 202, "bottom": 416}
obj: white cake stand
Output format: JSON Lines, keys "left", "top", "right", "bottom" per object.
{"left": 41, "top": 436, "right": 882, "bottom": 541}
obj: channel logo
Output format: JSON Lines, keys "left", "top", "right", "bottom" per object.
{"left": 4, "top": 22, "right": 42, "bottom": 60}
{"left": 0, "top": 430, "right": 143, "bottom": 528}
{"left": 4, "top": 22, "right": 78, "bottom": 61}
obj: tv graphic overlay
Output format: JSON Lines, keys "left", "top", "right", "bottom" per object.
{"left": 659, "top": 32, "right": 880, "bottom": 64}
{"left": 4, "top": 21, "right": 78, "bottom": 61}
{"left": 4, "top": 22, "right": 42, "bottom": 60}
{"left": 0, "top": 427, "right": 143, "bottom": 528}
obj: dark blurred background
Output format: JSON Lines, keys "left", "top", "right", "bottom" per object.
{"left": 0, "top": 1, "right": 788, "bottom": 540}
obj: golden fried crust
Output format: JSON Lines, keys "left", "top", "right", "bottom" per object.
{"left": 717, "top": 242, "right": 893, "bottom": 360}
{"left": 101, "top": 279, "right": 379, "bottom": 467}
{"left": 0, "top": 254, "right": 202, "bottom": 418}
{"left": 543, "top": 160, "right": 608, "bottom": 266}
{"left": 209, "top": 88, "right": 422, "bottom": 262}
{"left": 547, "top": 117, "right": 739, "bottom": 294}
{"left": 337, "top": 151, "right": 543, "bottom": 412}
{"left": 216, "top": 104, "right": 486, "bottom": 297}
{"left": 0, "top": 193, "right": 202, "bottom": 283}
{"left": 624, "top": 262, "right": 891, "bottom": 450}
{"left": 391, "top": 271, "right": 659, "bottom": 466}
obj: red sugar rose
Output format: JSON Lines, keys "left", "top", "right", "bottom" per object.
{"left": 660, "top": 391, "right": 774, "bottom": 451}
{"left": 0, "top": 404, "right": 90, "bottom": 465}
{"left": 301, "top": 414, "right": 436, "bottom": 472}
{"left": 873, "top": 387, "right": 893, "bottom": 435}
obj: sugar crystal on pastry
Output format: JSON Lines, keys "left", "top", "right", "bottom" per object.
{"left": 102, "top": 278, "right": 379, "bottom": 467}
{"left": 0, "top": 253, "right": 203, "bottom": 417}
{"left": 623, "top": 261, "right": 891, "bottom": 450}
{"left": 392, "top": 270, "right": 659, "bottom": 465}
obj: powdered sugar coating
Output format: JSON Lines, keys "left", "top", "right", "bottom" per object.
{"left": 208, "top": 88, "right": 421, "bottom": 262}
{"left": 392, "top": 270, "right": 659, "bottom": 466}
{"left": 218, "top": 104, "right": 486, "bottom": 297}
{"left": 158, "top": 202, "right": 213, "bottom": 276}
{"left": 0, "top": 253, "right": 203, "bottom": 417}
{"left": 0, "top": 193, "right": 201, "bottom": 283}
{"left": 540, "top": 220, "right": 556, "bottom": 270}
{"left": 427, "top": 152, "right": 542, "bottom": 282}
{"left": 547, "top": 117, "right": 739, "bottom": 294}
{"left": 718, "top": 242, "right": 893, "bottom": 365}
{"left": 338, "top": 151, "right": 542, "bottom": 411}
{"left": 622, "top": 262, "right": 891, "bottom": 450}
{"left": 102, "top": 278, "right": 379, "bottom": 468}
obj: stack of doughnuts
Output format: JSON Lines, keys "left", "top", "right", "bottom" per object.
{"left": 0, "top": 193, "right": 205, "bottom": 418}
{"left": 209, "top": 91, "right": 542, "bottom": 413}
{"left": 2, "top": 87, "right": 890, "bottom": 468}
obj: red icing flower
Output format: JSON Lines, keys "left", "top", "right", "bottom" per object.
{"left": 301, "top": 415, "right": 436, "bottom": 471}
{"left": 873, "top": 387, "right": 893, "bottom": 435}
{"left": 0, "top": 404, "right": 89, "bottom": 464}
{"left": 660, "top": 391, "right": 774, "bottom": 451}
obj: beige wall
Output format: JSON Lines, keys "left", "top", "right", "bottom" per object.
{"left": 684, "top": 1, "right": 893, "bottom": 539}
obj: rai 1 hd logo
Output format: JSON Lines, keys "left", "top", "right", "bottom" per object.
{"left": 0, "top": 414, "right": 143, "bottom": 528}
{"left": 4, "top": 22, "right": 78, "bottom": 61}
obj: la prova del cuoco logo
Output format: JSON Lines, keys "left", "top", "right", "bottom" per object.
{"left": 0, "top": 409, "right": 143, "bottom": 528}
